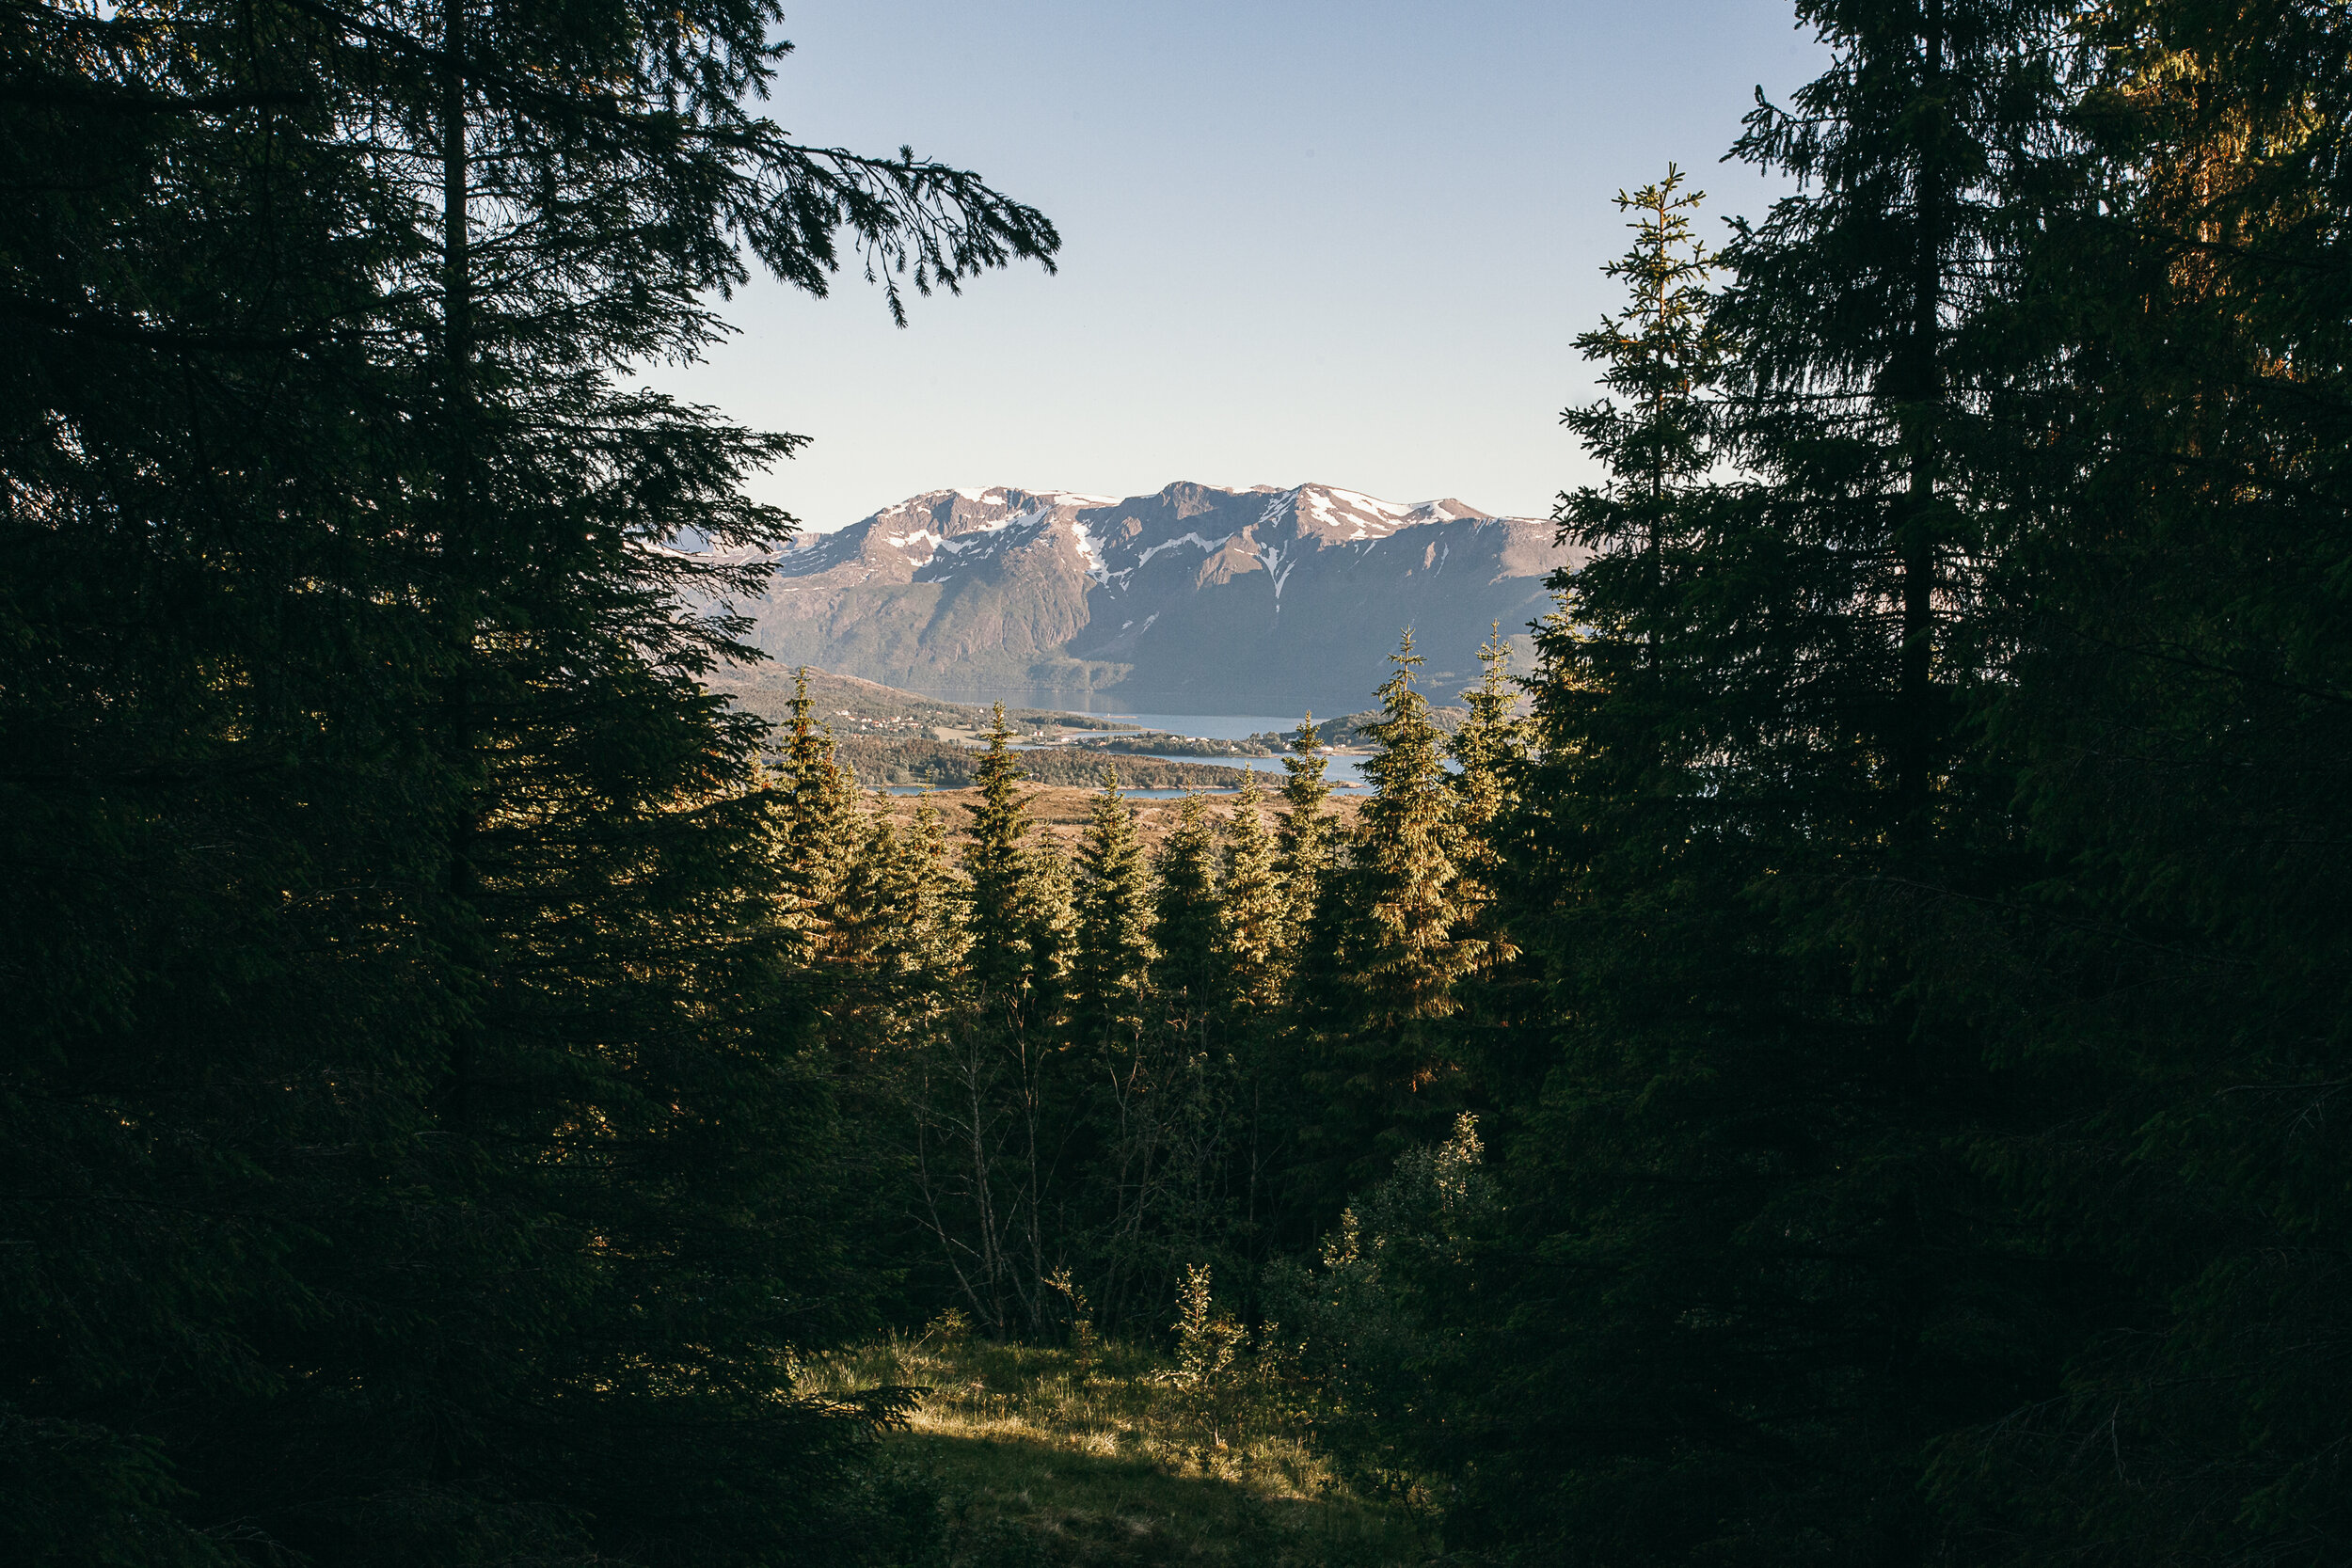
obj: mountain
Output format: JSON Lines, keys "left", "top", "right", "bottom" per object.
{"left": 723, "top": 482, "right": 1575, "bottom": 716}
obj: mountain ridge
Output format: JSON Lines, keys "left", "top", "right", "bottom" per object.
{"left": 725, "top": 480, "right": 1575, "bottom": 713}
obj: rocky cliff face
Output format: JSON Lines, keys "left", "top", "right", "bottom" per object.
{"left": 733, "top": 481, "right": 1574, "bottom": 714}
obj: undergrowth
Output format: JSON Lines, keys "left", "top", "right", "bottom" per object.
{"left": 802, "top": 1323, "right": 1434, "bottom": 1567}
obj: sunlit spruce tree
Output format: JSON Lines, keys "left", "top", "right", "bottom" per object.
{"left": 1441, "top": 630, "right": 1534, "bottom": 1101}
{"left": 1248, "top": 728, "right": 1344, "bottom": 1257}
{"left": 1350, "top": 635, "right": 1471, "bottom": 1041}
{"left": 1215, "top": 779, "right": 1286, "bottom": 1022}
{"left": 1447, "top": 628, "right": 1527, "bottom": 977}
{"left": 1214, "top": 780, "right": 1288, "bottom": 1273}
{"left": 1305, "top": 635, "right": 1473, "bottom": 1199}
{"left": 1069, "top": 773, "right": 1153, "bottom": 1057}
{"left": 918, "top": 707, "right": 1073, "bottom": 1338}
{"left": 774, "top": 667, "right": 867, "bottom": 964}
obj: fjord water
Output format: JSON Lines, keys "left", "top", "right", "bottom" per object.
{"left": 914, "top": 689, "right": 1316, "bottom": 736}
{"left": 1085, "top": 712, "right": 1305, "bottom": 740}
{"left": 1040, "top": 708, "right": 1371, "bottom": 786}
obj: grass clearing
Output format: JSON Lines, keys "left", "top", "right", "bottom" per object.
{"left": 803, "top": 1332, "right": 1433, "bottom": 1566}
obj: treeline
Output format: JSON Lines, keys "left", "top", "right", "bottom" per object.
{"left": 827, "top": 733, "right": 1257, "bottom": 790}
{"left": 759, "top": 648, "right": 1516, "bottom": 1349}
{"left": 1246, "top": 706, "right": 1469, "bottom": 752}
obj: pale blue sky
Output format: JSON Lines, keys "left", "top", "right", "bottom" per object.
{"left": 655, "top": 1, "right": 1825, "bottom": 531}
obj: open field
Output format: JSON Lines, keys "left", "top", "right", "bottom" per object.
{"left": 802, "top": 1334, "right": 1432, "bottom": 1567}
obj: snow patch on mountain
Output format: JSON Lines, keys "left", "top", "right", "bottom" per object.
{"left": 1068, "top": 519, "right": 1108, "bottom": 582}
{"left": 1261, "top": 541, "right": 1296, "bottom": 609}
{"left": 1131, "top": 531, "right": 1234, "bottom": 572}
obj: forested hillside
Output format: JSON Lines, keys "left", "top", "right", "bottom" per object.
{"left": 8, "top": 3, "right": 2352, "bottom": 1567}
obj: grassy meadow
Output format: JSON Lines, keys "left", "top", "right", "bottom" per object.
{"left": 802, "top": 1329, "right": 1433, "bottom": 1567}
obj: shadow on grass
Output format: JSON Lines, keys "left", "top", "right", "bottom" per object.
{"left": 898, "top": 1426, "right": 1427, "bottom": 1568}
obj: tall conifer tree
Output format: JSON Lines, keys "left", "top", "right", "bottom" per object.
{"left": 1448, "top": 629, "right": 1527, "bottom": 979}
{"left": 1923, "top": 8, "right": 2352, "bottom": 1561}
{"left": 1305, "top": 636, "right": 1472, "bottom": 1201}
{"left": 1150, "top": 794, "right": 1225, "bottom": 1044}
{"left": 1215, "top": 780, "right": 1288, "bottom": 1269}
{"left": 0, "top": 3, "right": 1057, "bottom": 1557}
{"left": 1070, "top": 774, "right": 1153, "bottom": 1056}
{"left": 961, "top": 704, "right": 1048, "bottom": 1021}
{"left": 1350, "top": 635, "right": 1471, "bottom": 1041}
{"left": 1216, "top": 781, "right": 1286, "bottom": 1022}
{"left": 1275, "top": 716, "right": 1339, "bottom": 966}
{"left": 1482, "top": 6, "right": 2079, "bottom": 1556}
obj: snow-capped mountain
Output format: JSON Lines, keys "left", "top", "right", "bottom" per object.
{"left": 732, "top": 481, "right": 1574, "bottom": 714}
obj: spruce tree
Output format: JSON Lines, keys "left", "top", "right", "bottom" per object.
{"left": 774, "top": 667, "right": 866, "bottom": 965}
{"left": 1443, "top": 630, "right": 1534, "bottom": 1102}
{"left": 1150, "top": 793, "right": 1225, "bottom": 1043}
{"left": 873, "top": 802, "right": 972, "bottom": 1007}
{"left": 1070, "top": 774, "right": 1154, "bottom": 1056}
{"left": 0, "top": 3, "right": 1057, "bottom": 1559}
{"left": 1921, "top": 9, "right": 2352, "bottom": 1562}
{"left": 1447, "top": 627, "right": 1527, "bottom": 976}
{"left": 1350, "top": 634, "right": 1471, "bottom": 1039}
{"left": 1216, "top": 780, "right": 1290, "bottom": 1275}
{"left": 1479, "top": 8, "right": 2080, "bottom": 1558}
{"left": 1139, "top": 793, "right": 1238, "bottom": 1316}
{"left": 1275, "top": 715, "right": 1339, "bottom": 962}
{"left": 961, "top": 703, "right": 1049, "bottom": 1022}
{"left": 1216, "top": 780, "right": 1286, "bottom": 1022}
{"left": 917, "top": 706, "right": 1073, "bottom": 1337}
{"left": 1304, "top": 635, "right": 1473, "bottom": 1204}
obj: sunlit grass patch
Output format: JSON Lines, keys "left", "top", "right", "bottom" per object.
{"left": 803, "top": 1331, "right": 1430, "bottom": 1566}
